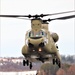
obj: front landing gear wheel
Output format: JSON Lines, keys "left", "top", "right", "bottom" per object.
{"left": 23, "top": 60, "right": 29, "bottom": 66}
{"left": 23, "top": 59, "right": 33, "bottom": 69}
{"left": 23, "top": 60, "right": 25, "bottom": 66}
{"left": 27, "top": 60, "right": 29, "bottom": 66}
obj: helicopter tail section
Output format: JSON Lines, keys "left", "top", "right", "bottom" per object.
{"left": 42, "top": 23, "right": 49, "bottom": 31}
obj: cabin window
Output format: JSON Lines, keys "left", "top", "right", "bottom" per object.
{"left": 29, "top": 32, "right": 31, "bottom": 37}
{"left": 42, "top": 32, "right": 44, "bottom": 35}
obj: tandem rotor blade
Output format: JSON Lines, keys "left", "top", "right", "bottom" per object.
{"left": 0, "top": 15, "right": 32, "bottom": 18}
{"left": 0, "top": 15, "right": 31, "bottom": 20}
{"left": 45, "top": 10, "right": 75, "bottom": 16}
{"left": 43, "top": 15, "right": 75, "bottom": 22}
{"left": 0, "top": 10, "right": 75, "bottom": 18}
{"left": 50, "top": 15, "right": 75, "bottom": 21}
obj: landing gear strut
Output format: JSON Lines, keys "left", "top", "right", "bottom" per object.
{"left": 23, "top": 59, "right": 33, "bottom": 69}
{"left": 52, "top": 58, "right": 61, "bottom": 68}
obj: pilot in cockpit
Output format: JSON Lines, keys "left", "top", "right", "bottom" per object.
{"left": 28, "top": 30, "right": 46, "bottom": 37}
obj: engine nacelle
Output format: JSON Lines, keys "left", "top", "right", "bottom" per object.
{"left": 51, "top": 33, "right": 59, "bottom": 42}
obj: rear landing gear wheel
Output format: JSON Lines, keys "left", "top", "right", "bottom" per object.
{"left": 29, "top": 62, "right": 32, "bottom": 69}
{"left": 53, "top": 59, "right": 55, "bottom": 65}
{"left": 58, "top": 61, "right": 61, "bottom": 68}
{"left": 23, "top": 60, "right": 25, "bottom": 66}
{"left": 56, "top": 59, "right": 61, "bottom": 68}
{"left": 52, "top": 58, "right": 61, "bottom": 68}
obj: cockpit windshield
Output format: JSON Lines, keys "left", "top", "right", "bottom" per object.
{"left": 28, "top": 30, "right": 46, "bottom": 37}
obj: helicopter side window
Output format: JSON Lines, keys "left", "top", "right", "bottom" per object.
{"left": 29, "top": 32, "right": 31, "bottom": 37}
{"left": 42, "top": 32, "right": 44, "bottom": 35}
{"left": 41, "top": 31, "right": 47, "bottom": 37}
{"left": 28, "top": 31, "right": 34, "bottom": 37}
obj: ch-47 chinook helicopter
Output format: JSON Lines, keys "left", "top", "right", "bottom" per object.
{"left": 0, "top": 10, "right": 75, "bottom": 69}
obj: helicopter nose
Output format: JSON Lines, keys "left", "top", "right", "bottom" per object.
{"left": 39, "top": 42, "right": 45, "bottom": 47}
{"left": 28, "top": 38, "right": 44, "bottom": 47}
{"left": 28, "top": 43, "right": 34, "bottom": 48}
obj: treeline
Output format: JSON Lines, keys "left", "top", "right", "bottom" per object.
{"left": 0, "top": 57, "right": 41, "bottom": 71}
{"left": 61, "top": 55, "right": 75, "bottom": 64}
{"left": 0, "top": 60, "right": 40, "bottom": 71}
{"left": 0, "top": 55, "right": 75, "bottom": 72}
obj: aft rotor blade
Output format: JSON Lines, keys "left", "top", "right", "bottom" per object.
{"left": 50, "top": 15, "right": 75, "bottom": 21}
{"left": 46, "top": 10, "right": 75, "bottom": 16}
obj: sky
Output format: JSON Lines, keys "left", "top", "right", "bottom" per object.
{"left": 0, "top": 0, "right": 75, "bottom": 57}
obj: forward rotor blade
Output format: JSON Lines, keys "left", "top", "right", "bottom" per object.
{"left": 0, "top": 15, "right": 31, "bottom": 20}
{"left": 0, "top": 15, "right": 29, "bottom": 17}
{"left": 50, "top": 15, "right": 75, "bottom": 21}
{"left": 0, "top": 15, "right": 19, "bottom": 17}
{"left": 0, "top": 10, "right": 75, "bottom": 18}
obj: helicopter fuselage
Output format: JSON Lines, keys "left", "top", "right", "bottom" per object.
{"left": 22, "top": 30, "right": 61, "bottom": 62}
{"left": 22, "top": 19, "right": 61, "bottom": 69}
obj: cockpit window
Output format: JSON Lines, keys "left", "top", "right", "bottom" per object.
{"left": 28, "top": 30, "right": 46, "bottom": 37}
